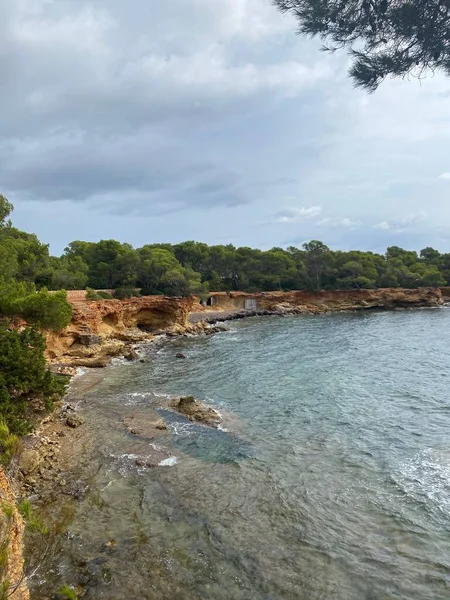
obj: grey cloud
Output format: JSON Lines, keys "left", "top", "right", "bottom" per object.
{"left": 2, "top": 0, "right": 450, "bottom": 253}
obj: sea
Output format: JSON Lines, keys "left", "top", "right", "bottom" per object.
{"left": 28, "top": 308, "right": 450, "bottom": 599}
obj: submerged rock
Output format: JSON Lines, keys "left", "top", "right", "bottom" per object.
{"left": 124, "top": 414, "right": 168, "bottom": 437}
{"left": 124, "top": 347, "right": 139, "bottom": 361}
{"left": 66, "top": 414, "right": 85, "bottom": 428}
{"left": 170, "top": 396, "right": 221, "bottom": 428}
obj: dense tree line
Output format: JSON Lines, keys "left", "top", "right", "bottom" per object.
{"left": 1, "top": 195, "right": 449, "bottom": 299}
{"left": 50, "top": 239, "right": 448, "bottom": 295}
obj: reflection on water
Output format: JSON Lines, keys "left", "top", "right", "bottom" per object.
{"left": 28, "top": 310, "right": 450, "bottom": 599}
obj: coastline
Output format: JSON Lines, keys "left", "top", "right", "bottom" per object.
{"left": 21, "top": 286, "right": 445, "bottom": 500}
{"left": 44, "top": 287, "right": 444, "bottom": 370}
{"left": 8, "top": 287, "right": 444, "bottom": 597}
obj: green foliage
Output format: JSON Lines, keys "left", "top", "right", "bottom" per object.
{"left": 61, "top": 236, "right": 450, "bottom": 295}
{"left": 0, "top": 325, "right": 67, "bottom": 435}
{"left": 0, "top": 195, "right": 13, "bottom": 228}
{"left": 113, "top": 287, "right": 140, "bottom": 300}
{"left": 18, "top": 499, "right": 49, "bottom": 535}
{"left": 19, "top": 290, "right": 72, "bottom": 331}
{"left": 97, "top": 291, "right": 114, "bottom": 299}
{"left": 0, "top": 502, "right": 14, "bottom": 521}
{"left": 274, "top": 0, "right": 450, "bottom": 92}
{"left": 0, "top": 421, "right": 21, "bottom": 466}
{"left": 85, "top": 287, "right": 101, "bottom": 300}
{"left": 58, "top": 585, "right": 78, "bottom": 600}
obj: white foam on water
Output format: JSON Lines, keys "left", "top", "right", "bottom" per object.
{"left": 149, "top": 443, "right": 163, "bottom": 451}
{"left": 111, "top": 357, "right": 129, "bottom": 366}
{"left": 217, "top": 424, "right": 229, "bottom": 432}
{"left": 124, "top": 391, "right": 153, "bottom": 405}
{"left": 394, "top": 448, "right": 450, "bottom": 516}
{"left": 158, "top": 456, "right": 178, "bottom": 467}
{"left": 169, "top": 422, "right": 194, "bottom": 436}
{"left": 109, "top": 452, "right": 141, "bottom": 461}
{"left": 73, "top": 367, "right": 87, "bottom": 379}
{"left": 153, "top": 392, "right": 172, "bottom": 399}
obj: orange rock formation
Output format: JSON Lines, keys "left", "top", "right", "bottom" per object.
{"left": 206, "top": 287, "right": 443, "bottom": 313}
{"left": 0, "top": 469, "right": 29, "bottom": 600}
{"left": 45, "top": 295, "right": 197, "bottom": 366}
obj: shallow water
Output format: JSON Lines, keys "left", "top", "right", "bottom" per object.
{"left": 28, "top": 310, "right": 450, "bottom": 599}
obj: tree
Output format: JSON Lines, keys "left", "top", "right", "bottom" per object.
{"left": 0, "top": 195, "right": 13, "bottom": 228}
{"left": 302, "top": 240, "right": 333, "bottom": 291}
{"left": 273, "top": 0, "right": 450, "bottom": 91}
{"left": 138, "top": 248, "right": 181, "bottom": 293}
{"left": 420, "top": 247, "right": 440, "bottom": 262}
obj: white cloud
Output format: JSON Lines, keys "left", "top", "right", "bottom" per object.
{"left": 317, "top": 216, "right": 360, "bottom": 229}
{"left": 274, "top": 206, "right": 322, "bottom": 223}
{"left": 2, "top": 0, "right": 450, "bottom": 254}
{"left": 373, "top": 212, "right": 426, "bottom": 232}
{"left": 373, "top": 221, "right": 391, "bottom": 231}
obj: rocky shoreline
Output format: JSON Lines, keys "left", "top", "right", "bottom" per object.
{"left": 42, "top": 287, "right": 443, "bottom": 370}
{"left": 22, "top": 287, "right": 444, "bottom": 499}
{"left": 6, "top": 286, "right": 443, "bottom": 598}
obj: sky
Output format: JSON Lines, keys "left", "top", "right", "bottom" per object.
{"left": 2, "top": 0, "right": 450, "bottom": 256}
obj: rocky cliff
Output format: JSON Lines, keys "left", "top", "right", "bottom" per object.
{"left": 45, "top": 288, "right": 443, "bottom": 367}
{"left": 45, "top": 295, "right": 197, "bottom": 367}
{"left": 0, "top": 469, "right": 29, "bottom": 600}
{"left": 206, "top": 287, "right": 443, "bottom": 313}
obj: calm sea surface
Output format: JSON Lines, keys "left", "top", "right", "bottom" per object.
{"left": 28, "top": 309, "right": 450, "bottom": 599}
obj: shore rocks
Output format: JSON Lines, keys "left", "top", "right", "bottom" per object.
{"left": 124, "top": 414, "right": 168, "bottom": 437}
{"left": 170, "top": 396, "right": 221, "bottom": 428}
{"left": 66, "top": 414, "right": 85, "bottom": 428}
{"left": 124, "top": 347, "right": 139, "bottom": 361}
{"left": 19, "top": 449, "right": 42, "bottom": 476}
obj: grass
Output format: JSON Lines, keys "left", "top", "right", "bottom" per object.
{"left": 58, "top": 584, "right": 78, "bottom": 599}
{"left": 18, "top": 499, "right": 49, "bottom": 536}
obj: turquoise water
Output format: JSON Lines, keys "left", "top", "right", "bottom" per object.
{"left": 29, "top": 310, "right": 450, "bottom": 599}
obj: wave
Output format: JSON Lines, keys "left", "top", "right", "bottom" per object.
{"left": 393, "top": 447, "right": 450, "bottom": 517}
{"left": 158, "top": 456, "right": 178, "bottom": 467}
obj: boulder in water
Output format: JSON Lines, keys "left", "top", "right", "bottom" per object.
{"left": 124, "top": 347, "right": 139, "bottom": 361}
{"left": 170, "top": 396, "right": 221, "bottom": 428}
{"left": 176, "top": 352, "right": 187, "bottom": 359}
{"left": 66, "top": 414, "right": 85, "bottom": 428}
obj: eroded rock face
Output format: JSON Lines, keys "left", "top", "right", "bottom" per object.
{"left": 0, "top": 469, "right": 29, "bottom": 599}
{"left": 205, "top": 288, "right": 443, "bottom": 313}
{"left": 170, "top": 396, "right": 221, "bottom": 428}
{"left": 45, "top": 296, "right": 196, "bottom": 365}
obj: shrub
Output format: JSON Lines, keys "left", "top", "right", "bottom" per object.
{"left": 0, "top": 286, "right": 72, "bottom": 331}
{"left": 85, "top": 287, "right": 101, "bottom": 300}
{"left": 97, "top": 291, "right": 113, "bottom": 299}
{"left": 0, "top": 420, "right": 21, "bottom": 467}
{"left": 20, "top": 290, "right": 72, "bottom": 330}
{"left": 0, "top": 325, "right": 67, "bottom": 435}
{"left": 113, "top": 288, "right": 140, "bottom": 300}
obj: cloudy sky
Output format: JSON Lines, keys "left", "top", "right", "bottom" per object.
{"left": 2, "top": 0, "right": 450, "bottom": 255}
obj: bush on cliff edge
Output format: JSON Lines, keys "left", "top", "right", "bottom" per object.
{"left": 0, "top": 325, "right": 67, "bottom": 436}
{"left": 0, "top": 284, "right": 72, "bottom": 331}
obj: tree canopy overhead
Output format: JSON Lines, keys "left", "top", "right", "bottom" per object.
{"left": 273, "top": 0, "right": 450, "bottom": 91}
